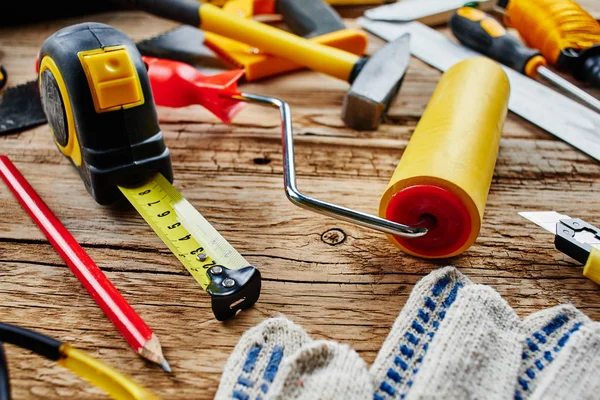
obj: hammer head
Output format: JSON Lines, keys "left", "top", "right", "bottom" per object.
{"left": 342, "top": 33, "right": 411, "bottom": 131}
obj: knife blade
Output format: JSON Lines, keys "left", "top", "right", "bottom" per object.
{"left": 519, "top": 211, "right": 600, "bottom": 250}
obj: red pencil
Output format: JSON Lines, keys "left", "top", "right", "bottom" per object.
{"left": 0, "top": 155, "right": 170, "bottom": 372}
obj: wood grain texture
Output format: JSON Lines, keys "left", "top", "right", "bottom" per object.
{"left": 1, "top": 3, "right": 600, "bottom": 399}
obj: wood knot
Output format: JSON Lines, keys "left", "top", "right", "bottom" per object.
{"left": 253, "top": 157, "right": 271, "bottom": 165}
{"left": 321, "top": 229, "right": 346, "bottom": 246}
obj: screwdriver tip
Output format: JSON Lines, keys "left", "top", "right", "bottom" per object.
{"left": 160, "top": 358, "right": 172, "bottom": 373}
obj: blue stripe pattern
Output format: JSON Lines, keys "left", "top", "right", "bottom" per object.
{"left": 243, "top": 345, "right": 262, "bottom": 373}
{"left": 373, "top": 274, "right": 464, "bottom": 400}
{"left": 514, "top": 315, "right": 584, "bottom": 400}
{"left": 257, "top": 345, "right": 285, "bottom": 397}
{"left": 232, "top": 344, "right": 263, "bottom": 400}
{"left": 231, "top": 344, "right": 285, "bottom": 400}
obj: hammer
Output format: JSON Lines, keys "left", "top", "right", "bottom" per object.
{"left": 111, "top": 0, "right": 411, "bottom": 131}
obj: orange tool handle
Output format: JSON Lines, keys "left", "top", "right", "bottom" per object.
{"left": 502, "top": 0, "right": 600, "bottom": 64}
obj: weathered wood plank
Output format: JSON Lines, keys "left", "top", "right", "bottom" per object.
{"left": 1, "top": 5, "right": 600, "bottom": 400}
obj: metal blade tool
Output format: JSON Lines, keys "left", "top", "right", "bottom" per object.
{"left": 519, "top": 211, "right": 600, "bottom": 285}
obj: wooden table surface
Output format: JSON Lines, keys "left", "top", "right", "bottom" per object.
{"left": 1, "top": 3, "right": 600, "bottom": 399}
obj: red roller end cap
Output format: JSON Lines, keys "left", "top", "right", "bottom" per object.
{"left": 385, "top": 185, "right": 472, "bottom": 258}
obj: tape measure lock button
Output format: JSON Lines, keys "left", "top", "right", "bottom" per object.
{"left": 79, "top": 47, "right": 144, "bottom": 112}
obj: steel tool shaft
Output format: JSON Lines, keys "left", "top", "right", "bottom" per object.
{"left": 449, "top": 7, "right": 600, "bottom": 113}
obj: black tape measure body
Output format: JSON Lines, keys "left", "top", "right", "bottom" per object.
{"left": 36, "top": 22, "right": 261, "bottom": 320}
{"left": 38, "top": 22, "right": 173, "bottom": 205}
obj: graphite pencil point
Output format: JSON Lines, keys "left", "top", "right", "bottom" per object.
{"left": 160, "top": 358, "right": 172, "bottom": 373}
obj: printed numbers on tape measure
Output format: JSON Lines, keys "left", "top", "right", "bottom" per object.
{"left": 120, "top": 182, "right": 215, "bottom": 289}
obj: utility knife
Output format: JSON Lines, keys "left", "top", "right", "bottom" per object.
{"left": 519, "top": 211, "right": 600, "bottom": 284}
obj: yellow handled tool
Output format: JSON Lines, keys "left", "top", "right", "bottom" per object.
{"left": 0, "top": 322, "right": 160, "bottom": 400}
{"left": 203, "top": 0, "right": 368, "bottom": 81}
{"left": 499, "top": 0, "right": 600, "bottom": 87}
{"left": 520, "top": 211, "right": 600, "bottom": 285}
{"left": 112, "top": 0, "right": 413, "bottom": 130}
{"left": 449, "top": 6, "right": 600, "bottom": 113}
{"left": 141, "top": 0, "right": 360, "bottom": 81}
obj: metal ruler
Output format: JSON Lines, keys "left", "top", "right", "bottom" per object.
{"left": 364, "top": 0, "right": 493, "bottom": 24}
{"left": 358, "top": 18, "right": 600, "bottom": 163}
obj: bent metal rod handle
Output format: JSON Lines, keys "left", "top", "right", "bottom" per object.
{"left": 222, "top": 92, "right": 428, "bottom": 239}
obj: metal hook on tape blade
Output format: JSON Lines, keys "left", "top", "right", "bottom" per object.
{"left": 223, "top": 92, "right": 427, "bottom": 239}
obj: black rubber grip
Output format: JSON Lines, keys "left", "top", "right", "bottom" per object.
{"left": 496, "top": 0, "right": 509, "bottom": 9}
{"left": 0, "top": 342, "right": 10, "bottom": 400}
{"left": 450, "top": 9, "right": 540, "bottom": 74}
{"left": 276, "top": 0, "right": 345, "bottom": 38}
{"left": 583, "top": 55, "right": 600, "bottom": 88}
{"left": 554, "top": 219, "right": 599, "bottom": 264}
{"left": 110, "top": 0, "right": 201, "bottom": 26}
{"left": 0, "top": 323, "right": 62, "bottom": 361}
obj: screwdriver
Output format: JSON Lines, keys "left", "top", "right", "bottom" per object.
{"left": 449, "top": 6, "right": 600, "bottom": 113}
{"left": 498, "top": 0, "right": 600, "bottom": 89}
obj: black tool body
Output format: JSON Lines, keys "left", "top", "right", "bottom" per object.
{"left": 276, "top": 0, "right": 345, "bottom": 38}
{"left": 38, "top": 22, "right": 172, "bottom": 205}
{"left": 449, "top": 7, "right": 540, "bottom": 75}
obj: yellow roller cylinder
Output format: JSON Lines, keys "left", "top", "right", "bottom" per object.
{"left": 379, "top": 57, "right": 510, "bottom": 259}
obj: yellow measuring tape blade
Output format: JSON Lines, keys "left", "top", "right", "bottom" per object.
{"left": 118, "top": 173, "right": 249, "bottom": 290}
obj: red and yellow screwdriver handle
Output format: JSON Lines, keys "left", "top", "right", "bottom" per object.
{"left": 450, "top": 7, "right": 547, "bottom": 78}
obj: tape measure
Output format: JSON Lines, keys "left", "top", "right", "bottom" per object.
{"left": 36, "top": 22, "right": 260, "bottom": 321}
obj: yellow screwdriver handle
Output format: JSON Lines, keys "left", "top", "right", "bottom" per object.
{"left": 132, "top": 0, "right": 361, "bottom": 81}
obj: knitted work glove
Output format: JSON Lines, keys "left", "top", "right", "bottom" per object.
{"left": 371, "top": 267, "right": 598, "bottom": 400}
{"left": 404, "top": 284, "right": 524, "bottom": 400}
{"left": 214, "top": 316, "right": 311, "bottom": 400}
{"left": 370, "top": 266, "right": 473, "bottom": 400}
{"left": 214, "top": 316, "right": 372, "bottom": 400}
{"left": 266, "top": 340, "right": 373, "bottom": 399}
{"left": 516, "top": 304, "right": 592, "bottom": 400}
{"left": 529, "top": 321, "right": 600, "bottom": 400}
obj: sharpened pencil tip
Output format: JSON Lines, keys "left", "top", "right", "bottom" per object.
{"left": 160, "top": 358, "right": 172, "bottom": 373}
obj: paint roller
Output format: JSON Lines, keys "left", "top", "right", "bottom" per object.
{"left": 380, "top": 57, "right": 510, "bottom": 259}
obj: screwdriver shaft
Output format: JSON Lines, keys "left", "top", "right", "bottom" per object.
{"left": 538, "top": 66, "right": 600, "bottom": 113}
